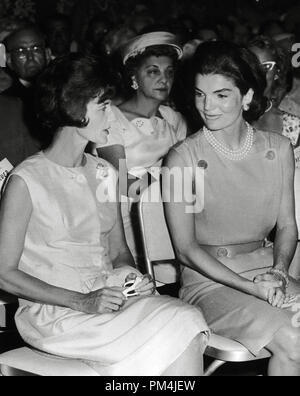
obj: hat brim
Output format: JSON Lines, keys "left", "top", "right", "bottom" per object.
{"left": 122, "top": 32, "right": 183, "bottom": 65}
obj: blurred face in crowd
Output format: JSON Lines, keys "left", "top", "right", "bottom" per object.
{"left": 196, "top": 29, "right": 218, "bottom": 43}
{"left": 90, "top": 20, "right": 110, "bottom": 45}
{"left": 45, "top": 20, "right": 71, "bottom": 57}
{"left": 134, "top": 55, "right": 175, "bottom": 103}
{"left": 249, "top": 46, "right": 278, "bottom": 99}
{"left": 6, "top": 28, "right": 49, "bottom": 82}
{"left": 77, "top": 97, "right": 111, "bottom": 145}
{"left": 195, "top": 73, "right": 253, "bottom": 131}
{"left": 234, "top": 24, "right": 251, "bottom": 46}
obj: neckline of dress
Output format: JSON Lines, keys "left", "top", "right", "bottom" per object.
{"left": 40, "top": 151, "right": 88, "bottom": 171}
{"left": 132, "top": 115, "right": 164, "bottom": 123}
{"left": 116, "top": 104, "right": 165, "bottom": 124}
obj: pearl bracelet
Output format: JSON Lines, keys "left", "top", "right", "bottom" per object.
{"left": 268, "top": 268, "right": 290, "bottom": 289}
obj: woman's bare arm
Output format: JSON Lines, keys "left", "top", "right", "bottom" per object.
{"left": 108, "top": 189, "right": 135, "bottom": 269}
{"left": 0, "top": 176, "right": 125, "bottom": 314}
{"left": 274, "top": 143, "right": 298, "bottom": 272}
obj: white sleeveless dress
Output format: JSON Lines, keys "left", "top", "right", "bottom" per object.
{"left": 11, "top": 152, "right": 208, "bottom": 376}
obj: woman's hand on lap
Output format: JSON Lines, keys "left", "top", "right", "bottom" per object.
{"left": 79, "top": 288, "right": 126, "bottom": 314}
{"left": 250, "top": 279, "right": 283, "bottom": 302}
{"left": 125, "top": 273, "right": 156, "bottom": 296}
{"left": 135, "top": 274, "right": 156, "bottom": 296}
{"left": 254, "top": 273, "right": 287, "bottom": 307}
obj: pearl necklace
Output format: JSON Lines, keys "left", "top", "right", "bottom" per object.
{"left": 203, "top": 122, "right": 254, "bottom": 161}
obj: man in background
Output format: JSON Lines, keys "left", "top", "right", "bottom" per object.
{"left": 2, "top": 25, "right": 50, "bottom": 149}
{"left": 3, "top": 25, "right": 50, "bottom": 101}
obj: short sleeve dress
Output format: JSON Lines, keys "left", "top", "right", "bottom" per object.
{"left": 97, "top": 104, "right": 187, "bottom": 260}
{"left": 11, "top": 152, "right": 208, "bottom": 376}
{"left": 173, "top": 129, "right": 299, "bottom": 356}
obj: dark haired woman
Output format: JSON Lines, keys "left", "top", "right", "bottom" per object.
{"left": 249, "top": 36, "right": 300, "bottom": 279}
{"left": 0, "top": 54, "right": 209, "bottom": 376}
{"left": 96, "top": 32, "right": 188, "bottom": 262}
{"left": 163, "top": 41, "right": 300, "bottom": 376}
{"left": 249, "top": 36, "right": 300, "bottom": 137}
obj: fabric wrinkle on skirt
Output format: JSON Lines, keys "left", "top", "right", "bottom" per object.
{"left": 180, "top": 246, "right": 300, "bottom": 356}
{"left": 16, "top": 294, "right": 209, "bottom": 376}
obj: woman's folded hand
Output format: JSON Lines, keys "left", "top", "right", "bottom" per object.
{"left": 250, "top": 278, "right": 283, "bottom": 303}
{"left": 254, "top": 273, "right": 288, "bottom": 308}
{"left": 78, "top": 287, "right": 126, "bottom": 314}
{"left": 125, "top": 273, "right": 156, "bottom": 297}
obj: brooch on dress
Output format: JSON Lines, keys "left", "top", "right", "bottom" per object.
{"left": 96, "top": 163, "right": 109, "bottom": 179}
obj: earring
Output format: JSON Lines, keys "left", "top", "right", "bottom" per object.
{"left": 243, "top": 104, "right": 250, "bottom": 111}
{"left": 81, "top": 117, "right": 88, "bottom": 125}
{"left": 131, "top": 78, "right": 139, "bottom": 90}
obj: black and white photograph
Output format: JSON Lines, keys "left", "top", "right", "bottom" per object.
{"left": 0, "top": 0, "right": 300, "bottom": 379}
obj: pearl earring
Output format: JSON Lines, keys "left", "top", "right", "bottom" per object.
{"left": 131, "top": 78, "right": 139, "bottom": 90}
{"left": 243, "top": 104, "right": 250, "bottom": 111}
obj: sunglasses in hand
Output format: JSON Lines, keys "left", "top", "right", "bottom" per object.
{"left": 123, "top": 277, "right": 143, "bottom": 299}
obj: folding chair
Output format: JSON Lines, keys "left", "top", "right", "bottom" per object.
{"left": 0, "top": 291, "right": 15, "bottom": 330}
{"left": 0, "top": 293, "right": 99, "bottom": 376}
{"left": 0, "top": 347, "right": 99, "bottom": 376}
{"left": 138, "top": 181, "right": 271, "bottom": 376}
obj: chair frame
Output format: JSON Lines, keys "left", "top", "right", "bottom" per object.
{"left": 0, "top": 346, "right": 100, "bottom": 376}
{"left": 0, "top": 293, "right": 100, "bottom": 376}
{"left": 138, "top": 181, "right": 271, "bottom": 376}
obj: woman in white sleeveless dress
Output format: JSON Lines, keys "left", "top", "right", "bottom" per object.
{"left": 0, "top": 54, "right": 209, "bottom": 376}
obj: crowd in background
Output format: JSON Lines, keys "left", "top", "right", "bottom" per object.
{"left": 1, "top": 0, "right": 300, "bottom": 260}
{"left": 2, "top": 0, "right": 300, "bottom": 129}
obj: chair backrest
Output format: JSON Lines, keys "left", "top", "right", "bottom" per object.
{"left": 138, "top": 181, "right": 180, "bottom": 285}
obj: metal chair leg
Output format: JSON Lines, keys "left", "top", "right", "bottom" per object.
{"left": 204, "top": 360, "right": 226, "bottom": 376}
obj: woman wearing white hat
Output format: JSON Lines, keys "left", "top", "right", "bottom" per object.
{"left": 96, "top": 32, "right": 187, "bottom": 263}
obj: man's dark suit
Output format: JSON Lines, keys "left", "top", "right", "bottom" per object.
{"left": 0, "top": 95, "right": 39, "bottom": 166}
{"left": 3, "top": 79, "right": 45, "bottom": 147}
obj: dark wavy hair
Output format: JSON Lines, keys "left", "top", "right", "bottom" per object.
{"left": 249, "top": 35, "right": 293, "bottom": 103}
{"left": 188, "top": 41, "right": 268, "bottom": 124}
{"left": 35, "top": 53, "right": 116, "bottom": 148}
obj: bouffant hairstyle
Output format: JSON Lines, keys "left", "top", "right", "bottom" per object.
{"left": 189, "top": 41, "right": 268, "bottom": 123}
{"left": 35, "top": 53, "right": 115, "bottom": 148}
